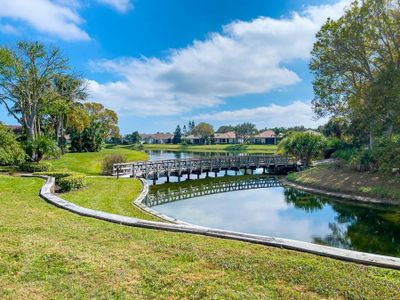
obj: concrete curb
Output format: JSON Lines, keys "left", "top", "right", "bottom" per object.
{"left": 37, "top": 175, "right": 400, "bottom": 270}
{"left": 282, "top": 179, "right": 399, "bottom": 205}
{"left": 132, "top": 178, "right": 200, "bottom": 227}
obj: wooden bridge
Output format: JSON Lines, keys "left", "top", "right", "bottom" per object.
{"left": 113, "top": 155, "right": 300, "bottom": 181}
{"left": 144, "top": 177, "right": 282, "bottom": 207}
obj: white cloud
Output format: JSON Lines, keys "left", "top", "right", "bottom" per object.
{"left": 0, "top": 23, "right": 18, "bottom": 35}
{"left": 96, "top": 0, "right": 133, "bottom": 13}
{"left": 0, "top": 0, "right": 89, "bottom": 41}
{"left": 191, "top": 101, "right": 327, "bottom": 128}
{"left": 88, "top": 0, "right": 350, "bottom": 118}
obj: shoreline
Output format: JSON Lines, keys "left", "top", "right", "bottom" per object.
{"left": 281, "top": 178, "right": 400, "bottom": 206}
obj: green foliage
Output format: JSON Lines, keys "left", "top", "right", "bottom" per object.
{"left": 279, "top": 132, "right": 327, "bottom": 167}
{"left": 58, "top": 174, "right": 87, "bottom": 192}
{"left": 370, "top": 137, "right": 400, "bottom": 174}
{"left": 217, "top": 125, "right": 235, "bottom": 133}
{"left": 310, "top": 0, "right": 400, "bottom": 147}
{"left": 69, "top": 102, "right": 120, "bottom": 152}
{"left": 124, "top": 131, "right": 141, "bottom": 144}
{"left": 102, "top": 154, "right": 127, "bottom": 176}
{"left": 19, "top": 161, "right": 52, "bottom": 172}
{"left": 24, "top": 135, "right": 60, "bottom": 162}
{"left": 0, "top": 124, "right": 25, "bottom": 166}
{"left": 173, "top": 125, "right": 182, "bottom": 144}
{"left": 192, "top": 122, "right": 214, "bottom": 144}
{"left": 234, "top": 123, "right": 257, "bottom": 143}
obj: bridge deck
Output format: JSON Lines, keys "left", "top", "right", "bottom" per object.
{"left": 114, "top": 155, "right": 300, "bottom": 179}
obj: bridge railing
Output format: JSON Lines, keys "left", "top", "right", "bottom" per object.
{"left": 113, "top": 155, "right": 299, "bottom": 177}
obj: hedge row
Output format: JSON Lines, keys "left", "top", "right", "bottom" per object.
{"left": 19, "top": 162, "right": 52, "bottom": 172}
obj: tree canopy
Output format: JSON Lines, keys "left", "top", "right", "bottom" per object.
{"left": 310, "top": 0, "right": 400, "bottom": 146}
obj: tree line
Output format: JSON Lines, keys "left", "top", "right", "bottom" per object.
{"left": 0, "top": 42, "right": 120, "bottom": 165}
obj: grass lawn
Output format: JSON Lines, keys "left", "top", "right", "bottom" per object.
{"left": 62, "top": 176, "right": 159, "bottom": 221}
{"left": 288, "top": 164, "right": 400, "bottom": 201}
{"left": 46, "top": 148, "right": 148, "bottom": 175}
{"left": 1, "top": 175, "right": 400, "bottom": 299}
{"left": 110, "top": 143, "right": 278, "bottom": 154}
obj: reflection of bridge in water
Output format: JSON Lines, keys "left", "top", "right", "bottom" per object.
{"left": 144, "top": 176, "right": 282, "bottom": 207}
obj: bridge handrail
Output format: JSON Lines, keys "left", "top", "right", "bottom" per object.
{"left": 113, "top": 154, "right": 298, "bottom": 168}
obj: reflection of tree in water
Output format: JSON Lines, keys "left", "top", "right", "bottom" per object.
{"left": 284, "top": 188, "right": 326, "bottom": 213}
{"left": 283, "top": 187, "right": 400, "bottom": 256}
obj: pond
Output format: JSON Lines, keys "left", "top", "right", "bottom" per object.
{"left": 145, "top": 174, "right": 400, "bottom": 257}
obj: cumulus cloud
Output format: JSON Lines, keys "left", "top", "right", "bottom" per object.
{"left": 192, "top": 101, "right": 327, "bottom": 128}
{"left": 96, "top": 0, "right": 133, "bottom": 13}
{"left": 88, "top": 0, "right": 350, "bottom": 117}
{"left": 0, "top": 0, "right": 89, "bottom": 41}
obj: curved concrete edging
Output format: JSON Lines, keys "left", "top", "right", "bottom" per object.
{"left": 133, "top": 178, "right": 200, "bottom": 227}
{"left": 37, "top": 175, "right": 400, "bottom": 270}
{"left": 282, "top": 178, "right": 400, "bottom": 206}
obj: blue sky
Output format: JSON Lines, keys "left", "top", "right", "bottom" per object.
{"left": 0, "top": 0, "right": 349, "bottom": 134}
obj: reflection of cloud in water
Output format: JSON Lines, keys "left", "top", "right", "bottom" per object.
{"left": 155, "top": 187, "right": 336, "bottom": 242}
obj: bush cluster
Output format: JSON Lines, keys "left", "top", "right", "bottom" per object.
{"left": 58, "top": 174, "right": 87, "bottom": 192}
{"left": 19, "top": 161, "right": 52, "bottom": 172}
{"left": 102, "top": 154, "right": 127, "bottom": 175}
{"left": 331, "top": 136, "right": 400, "bottom": 175}
{"left": 33, "top": 171, "right": 87, "bottom": 192}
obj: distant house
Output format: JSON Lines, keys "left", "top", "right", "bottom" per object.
{"left": 252, "top": 130, "right": 277, "bottom": 145}
{"left": 183, "top": 134, "right": 203, "bottom": 144}
{"left": 140, "top": 133, "right": 173, "bottom": 144}
{"left": 214, "top": 131, "right": 236, "bottom": 144}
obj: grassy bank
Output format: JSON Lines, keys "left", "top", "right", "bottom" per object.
{"left": 61, "top": 176, "right": 158, "bottom": 221}
{"left": 1, "top": 175, "right": 400, "bottom": 299}
{"left": 46, "top": 148, "right": 148, "bottom": 175}
{"left": 109, "top": 143, "right": 278, "bottom": 154}
{"left": 288, "top": 164, "right": 400, "bottom": 202}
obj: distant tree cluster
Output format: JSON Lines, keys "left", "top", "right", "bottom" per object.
{"left": 0, "top": 41, "right": 120, "bottom": 163}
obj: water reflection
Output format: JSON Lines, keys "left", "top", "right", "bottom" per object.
{"left": 149, "top": 176, "right": 400, "bottom": 257}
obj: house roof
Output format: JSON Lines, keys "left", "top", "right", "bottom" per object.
{"left": 140, "top": 133, "right": 173, "bottom": 139}
{"left": 215, "top": 131, "right": 236, "bottom": 139}
{"left": 254, "top": 130, "right": 276, "bottom": 138}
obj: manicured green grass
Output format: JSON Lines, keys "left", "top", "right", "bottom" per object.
{"left": 1, "top": 175, "right": 400, "bottom": 299}
{"left": 62, "top": 176, "right": 159, "bottom": 221}
{"left": 46, "top": 148, "right": 148, "bottom": 175}
{"left": 288, "top": 164, "right": 400, "bottom": 201}
{"left": 110, "top": 143, "right": 278, "bottom": 154}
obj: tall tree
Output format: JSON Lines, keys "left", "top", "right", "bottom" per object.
{"left": 0, "top": 42, "right": 68, "bottom": 142}
{"left": 173, "top": 125, "right": 182, "bottom": 144}
{"left": 192, "top": 122, "right": 214, "bottom": 144}
{"left": 234, "top": 123, "right": 257, "bottom": 143}
{"left": 310, "top": 0, "right": 400, "bottom": 147}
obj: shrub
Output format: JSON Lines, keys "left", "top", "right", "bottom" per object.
{"left": 0, "top": 124, "right": 26, "bottom": 166}
{"left": 24, "top": 135, "right": 60, "bottom": 162}
{"left": 19, "top": 161, "right": 52, "bottom": 172}
{"left": 102, "top": 154, "right": 127, "bottom": 176}
{"left": 58, "top": 174, "right": 87, "bottom": 192}
{"left": 279, "top": 132, "right": 327, "bottom": 167}
{"left": 350, "top": 148, "right": 376, "bottom": 172}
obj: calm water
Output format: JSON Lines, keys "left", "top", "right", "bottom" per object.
{"left": 147, "top": 175, "right": 400, "bottom": 257}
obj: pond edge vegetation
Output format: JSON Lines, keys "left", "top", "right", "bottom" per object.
{"left": 36, "top": 174, "right": 400, "bottom": 270}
